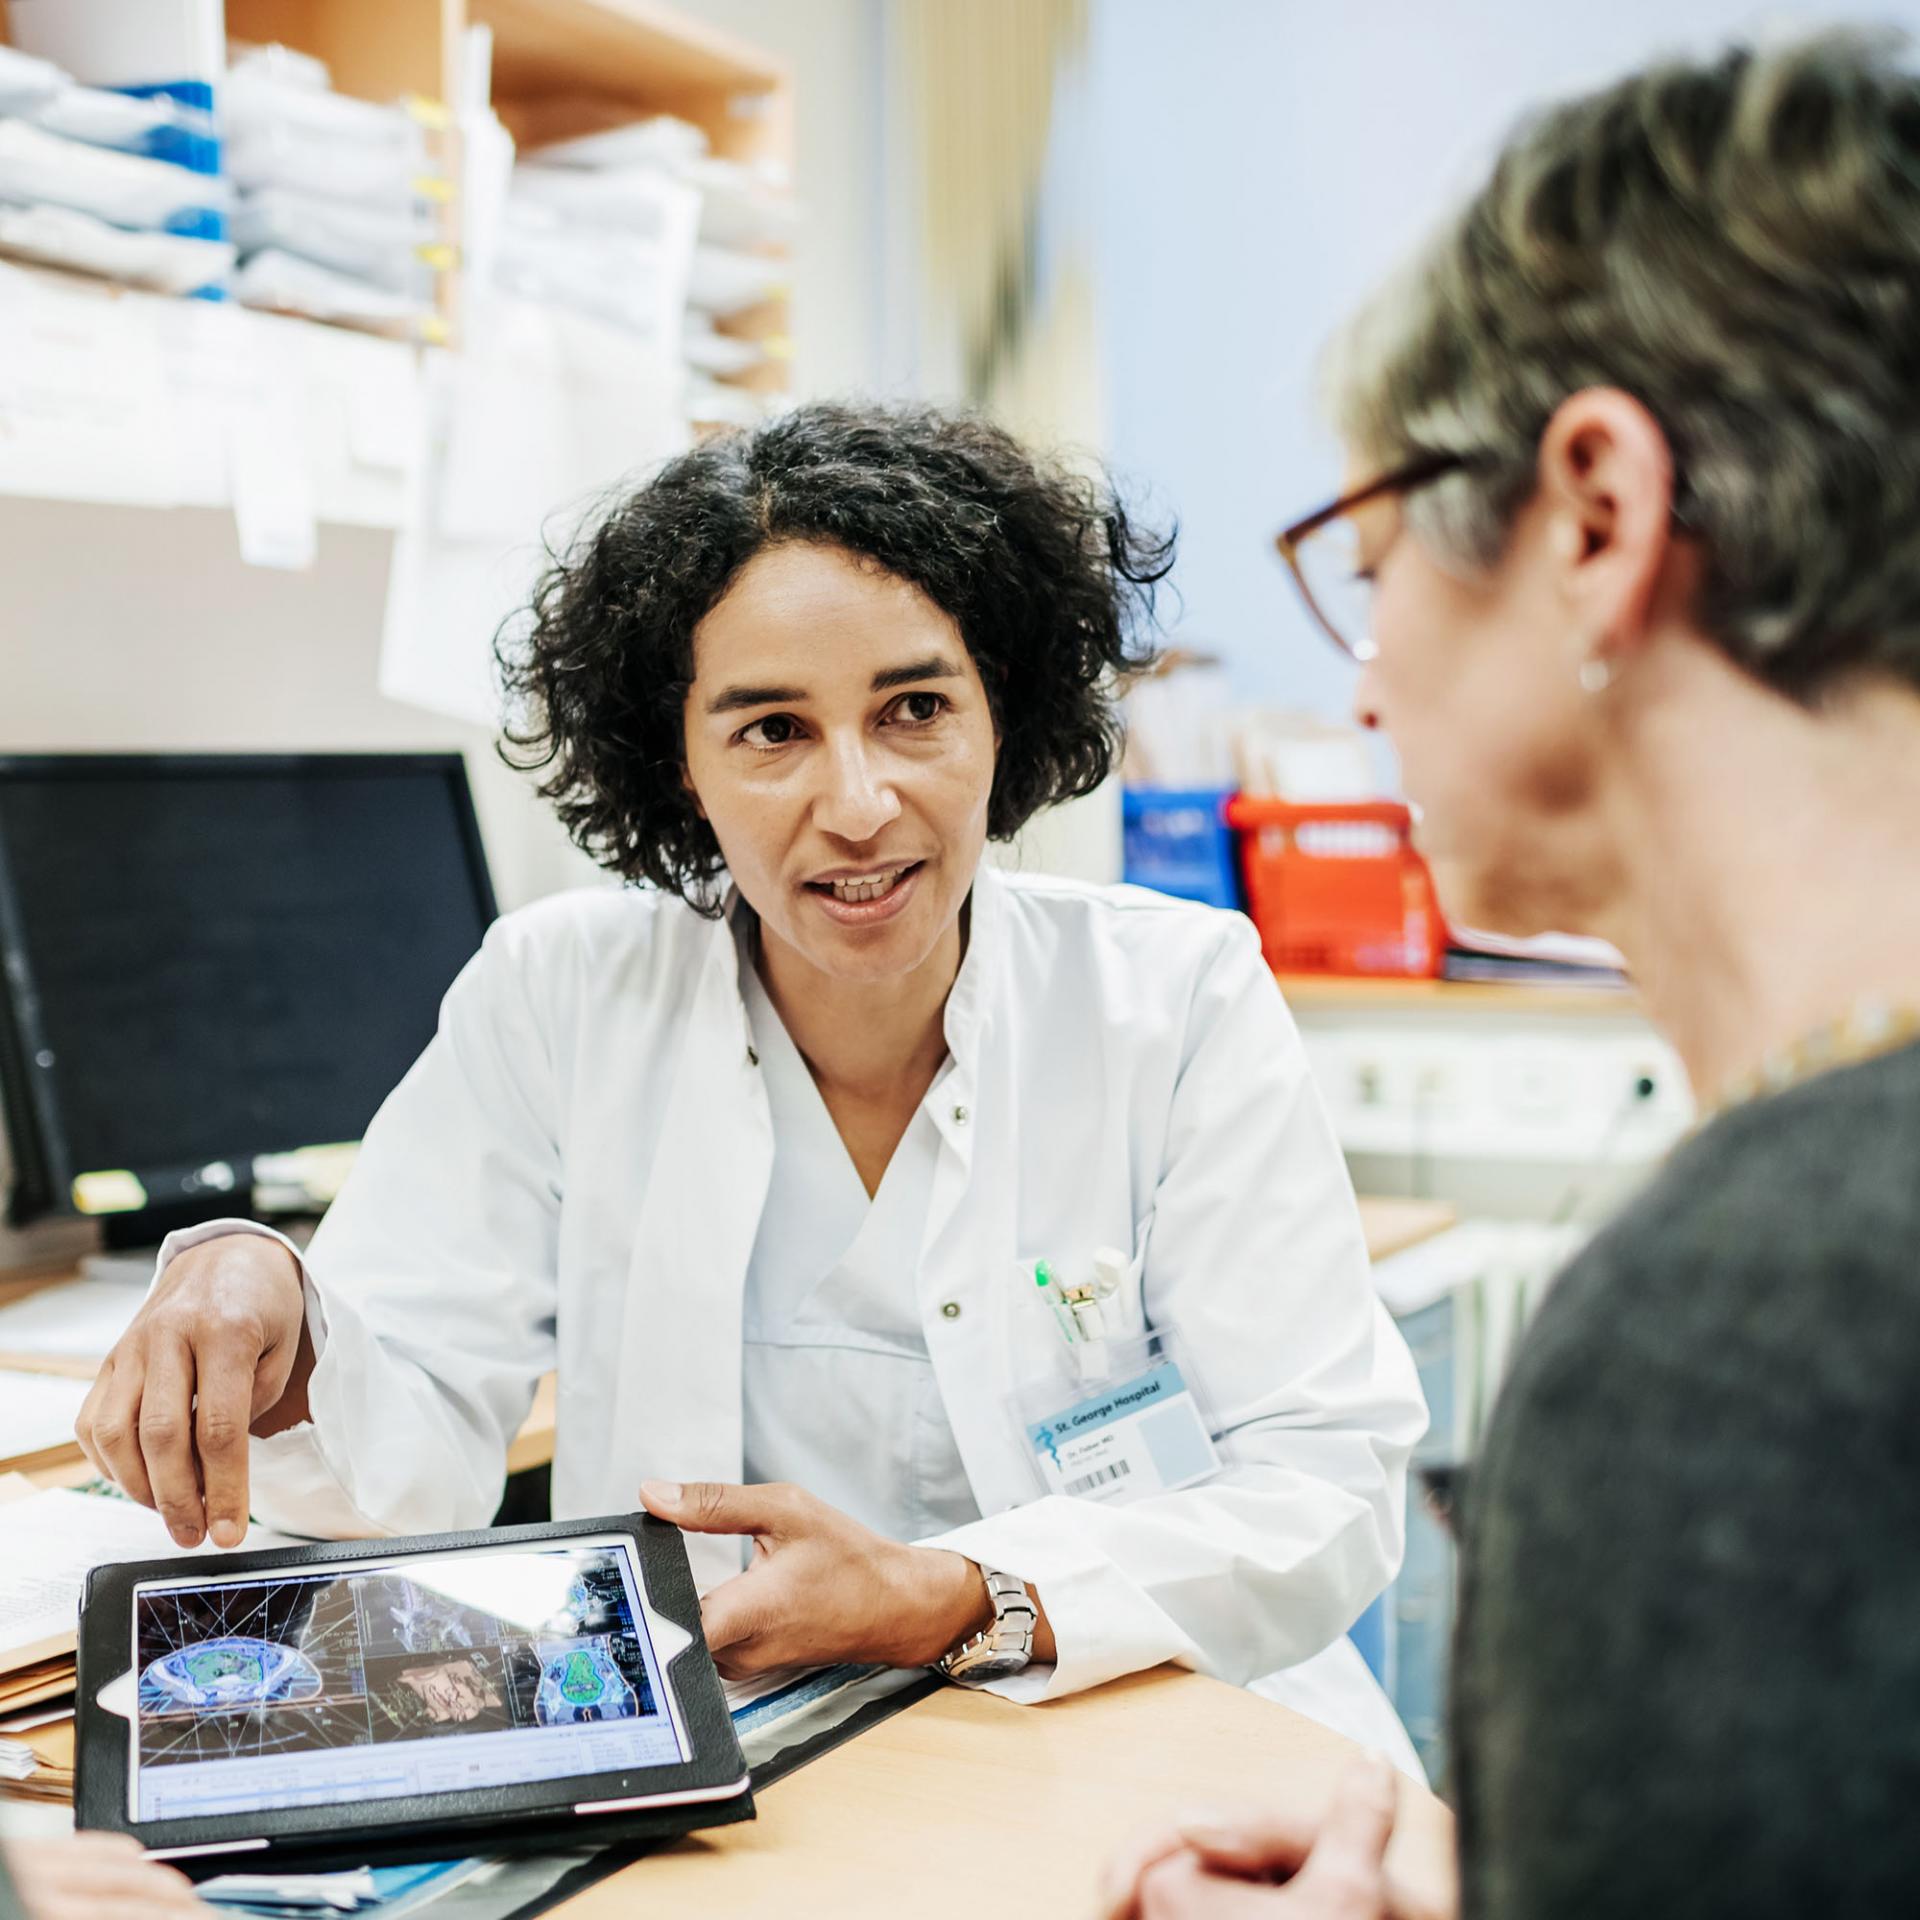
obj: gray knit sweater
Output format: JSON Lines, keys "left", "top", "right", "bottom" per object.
{"left": 1451, "top": 1038, "right": 1920, "bottom": 1917}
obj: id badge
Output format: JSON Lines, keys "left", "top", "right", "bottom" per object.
{"left": 1019, "top": 1334, "right": 1220, "bottom": 1504}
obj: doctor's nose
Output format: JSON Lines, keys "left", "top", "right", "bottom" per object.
{"left": 813, "top": 735, "right": 902, "bottom": 843}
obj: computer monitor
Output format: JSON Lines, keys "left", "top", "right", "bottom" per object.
{"left": 0, "top": 753, "right": 497, "bottom": 1234}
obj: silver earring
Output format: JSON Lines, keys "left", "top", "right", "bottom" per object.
{"left": 1578, "top": 656, "right": 1614, "bottom": 695}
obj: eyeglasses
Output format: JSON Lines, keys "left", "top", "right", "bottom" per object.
{"left": 1274, "top": 450, "right": 1473, "bottom": 663}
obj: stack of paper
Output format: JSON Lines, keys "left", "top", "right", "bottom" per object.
{"left": 0, "top": 1472, "right": 299, "bottom": 1800}
{"left": 0, "top": 15, "right": 229, "bottom": 297}
{"left": 226, "top": 44, "right": 446, "bottom": 340}
{"left": 1443, "top": 923, "right": 1630, "bottom": 988}
{"left": 0, "top": 1711, "right": 73, "bottom": 1801}
{"left": 0, "top": 1649, "right": 75, "bottom": 1718}
{"left": 511, "top": 109, "right": 795, "bottom": 429}
{"left": 0, "top": 1370, "right": 93, "bottom": 1475}
{"left": 197, "top": 1860, "right": 491, "bottom": 1912}
{"left": 0, "top": 1274, "right": 144, "bottom": 1362}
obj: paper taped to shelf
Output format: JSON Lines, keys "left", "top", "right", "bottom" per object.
{"left": 381, "top": 300, "right": 688, "bottom": 727}
{"left": 230, "top": 386, "right": 318, "bottom": 570}
{"left": 0, "top": 267, "right": 421, "bottom": 525}
{"left": 0, "top": 266, "right": 182, "bottom": 506}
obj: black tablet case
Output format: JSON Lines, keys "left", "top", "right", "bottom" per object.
{"left": 74, "top": 1513, "right": 753, "bottom": 1877}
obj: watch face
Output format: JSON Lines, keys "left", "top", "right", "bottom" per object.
{"left": 953, "top": 1651, "right": 1028, "bottom": 1682}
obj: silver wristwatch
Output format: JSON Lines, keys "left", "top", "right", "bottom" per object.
{"left": 935, "top": 1566, "right": 1037, "bottom": 1686}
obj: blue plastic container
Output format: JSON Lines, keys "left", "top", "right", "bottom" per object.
{"left": 1122, "top": 786, "right": 1240, "bottom": 910}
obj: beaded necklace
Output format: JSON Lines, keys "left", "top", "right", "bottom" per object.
{"left": 1702, "top": 999, "right": 1920, "bottom": 1123}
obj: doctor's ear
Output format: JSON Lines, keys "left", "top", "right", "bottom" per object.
{"left": 681, "top": 765, "right": 708, "bottom": 821}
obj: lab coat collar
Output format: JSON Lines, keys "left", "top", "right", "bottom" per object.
{"left": 713, "top": 863, "right": 1004, "bottom": 1079}
{"left": 942, "top": 862, "right": 1001, "bottom": 1075}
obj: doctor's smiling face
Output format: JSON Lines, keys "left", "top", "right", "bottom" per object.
{"left": 498, "top": 404, "right": 1170, "bottom": 946}
{"left": 682, "top": 541, "right": 998, "bottom": 986}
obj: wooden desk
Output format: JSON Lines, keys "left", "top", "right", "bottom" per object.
{"left": 557, "top": 1666, "right": 1453, "bottom": 1919}
{"left": 1, "top": 1198, "right": 1438, "bottom": 1484}
{"left": 1358, "top": 1196, "right": 1457, "bottom": 1262}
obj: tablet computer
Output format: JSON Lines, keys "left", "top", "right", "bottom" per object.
{"left": 73, "top": 1514, "right": 751, "bottom": 1876}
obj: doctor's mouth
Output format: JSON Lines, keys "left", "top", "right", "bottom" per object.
{"left": 803, "top": 859, "right": 928, "bottom": 927}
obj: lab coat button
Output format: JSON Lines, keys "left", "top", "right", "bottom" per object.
{"left": 951, "top": 1104, "right": 970, "bottom": 1125}
{"left": 940, "top": 1300, "right": 962, "bottom": 1319}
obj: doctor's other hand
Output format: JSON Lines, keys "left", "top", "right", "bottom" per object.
{"left": 5, "top": 1835, "right": 208, "bottom": 1919}
{"left": 1095, "top": 1755, "right": 1441, "bottom": 1920}
{"left": 75, "top": 1233, "right": 314, "bottom": 1551}
{"left": 639, "top": 1478, "right": 1054, "bottom": 1676}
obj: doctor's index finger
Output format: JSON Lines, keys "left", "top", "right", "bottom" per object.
{"left": 192, "top": 1334, "right": 259, "bottom": 1549}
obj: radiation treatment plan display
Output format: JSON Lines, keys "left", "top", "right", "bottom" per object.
{"left": 128, "top": 1539, "right": 687, "bottom": 1820}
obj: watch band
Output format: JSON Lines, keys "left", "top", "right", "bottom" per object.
{"left": 935, "top": 1566, "right": 1037, "bottom": 1686}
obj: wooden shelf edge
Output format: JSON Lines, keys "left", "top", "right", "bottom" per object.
{"left": 478, "top": 0, "right": 790, "bottom": 103}
{"left": 1275, "top": 971, "right": 1645, "bottom": 1018}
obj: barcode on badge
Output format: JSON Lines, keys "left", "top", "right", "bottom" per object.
{"left": 1063, "top": 1461, "right": 1131, "bottom": 1496}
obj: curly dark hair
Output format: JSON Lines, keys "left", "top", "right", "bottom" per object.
{"left": 496, "top": 401, "right": 1175, "bottom": 910}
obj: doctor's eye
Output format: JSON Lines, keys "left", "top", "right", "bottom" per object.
{"left": 888, "top": 691, "right": 950, "bottom": 727}
{"left": 739, "top": 714, "right": 805, "bottom": 751}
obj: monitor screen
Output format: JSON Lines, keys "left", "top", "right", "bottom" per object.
{"left": 0, "top": 755, "right": 496, "bottom": 1222}
{"left": 130, "top": 1538, "right": 687, "bottom": 1821}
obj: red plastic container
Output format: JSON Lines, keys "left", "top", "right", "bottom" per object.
{"left": 1224, "top": 797, "right": 1444, "bottom": 978}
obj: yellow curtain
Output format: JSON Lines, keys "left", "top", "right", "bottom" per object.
{"left": 894, "top": 0, "right": 1116, "bottom": 879}
{"left": 895, "top": 0, "right": 1098, "bottom": 444}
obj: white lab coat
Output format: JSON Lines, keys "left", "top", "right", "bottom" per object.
{"left": 205, "top": 866, "right": 1425, "bottom": 1727}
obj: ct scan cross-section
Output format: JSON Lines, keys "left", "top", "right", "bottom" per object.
{"left": 130, "top": 1542, "right": 684, "bottom": 1820}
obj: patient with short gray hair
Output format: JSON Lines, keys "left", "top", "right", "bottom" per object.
{"left": 1105, "top": 26, "right": 1920, "bottom": 1920}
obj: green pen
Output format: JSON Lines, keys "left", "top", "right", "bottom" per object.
{"left": 1034, "top": 1260, "right": 1079, "bottom": 1345}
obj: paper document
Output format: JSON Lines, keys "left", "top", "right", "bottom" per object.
{"left": 0, "top": 1278, "right": 142, "bottom": 1360}
{"left": 379, "top": 297, "right": 688, "bottom": 729}
{"left": 0, "top": 1488, "right": 296, "bottom": 1666}
{"left": 0, "top": 263, "right": 183, "bottom": 508}
{"left": 0, "top": 1704, "right": 69, "bottom": 1734}
{"left": 723, "top": 1661, "right": 931, "bottom": 1769}
{"left": 0, "top": 1372, "right": 89, "bottom": 1469}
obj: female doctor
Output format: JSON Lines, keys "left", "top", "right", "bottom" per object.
{"left": 78, "top": 403, "right": 1424, "bottom": 1734}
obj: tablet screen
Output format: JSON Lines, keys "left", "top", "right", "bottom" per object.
{"left": 128, "top": 1536, "right": 687, "bottom": 1821}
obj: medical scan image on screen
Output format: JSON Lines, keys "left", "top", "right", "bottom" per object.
{"left": 130, "top": 1541, "right": 685, "bottom": 1821}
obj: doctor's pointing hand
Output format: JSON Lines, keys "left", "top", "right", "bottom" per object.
{"left": 82, "top": 403, "right": 1422, "bottom": 1738}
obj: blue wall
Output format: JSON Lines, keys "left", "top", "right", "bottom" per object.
{"left": 1088, "top": 0, "right": 1920, "bottom": 726}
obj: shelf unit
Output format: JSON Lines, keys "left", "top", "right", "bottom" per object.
{"left": 0, "top": 0, "right": 793, "bottom": 384}
{"left": 1275, "top": 972, "right": 1644, "bottom": 1019}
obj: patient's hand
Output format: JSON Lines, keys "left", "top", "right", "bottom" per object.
{"left": 638, "top": 1478, "right": 1054, "bottom": 1676}
{"left": 1096, "top": 1755, "right": 1452, "bottom": 1920}
{"left": 5, "top": 1835, "right": 207, "bottom": 1919}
